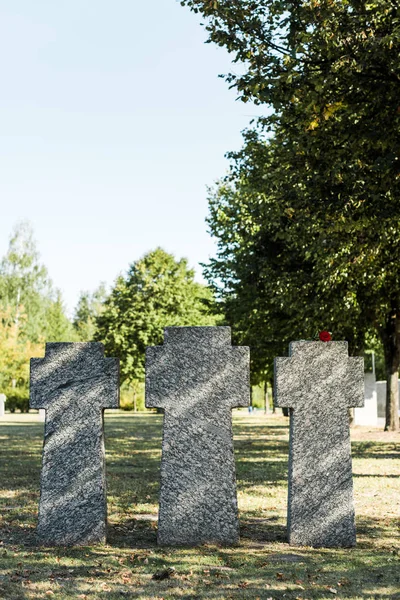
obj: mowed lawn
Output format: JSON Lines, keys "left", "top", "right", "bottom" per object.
{"left": 0, "top": 412, "right": 399, "bottom": 600}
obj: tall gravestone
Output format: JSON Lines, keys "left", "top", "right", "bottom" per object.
{"left": 275, "top": 341, "right": 364, "bottom": 547}
{"left": 146, "top": 327, "right": 250, "bottom": 546}
{"left": 30, "top": 343, "right": 119, "bottom": 546}
{"left": 354, "top": 373, "right": 378, "bottom": 427}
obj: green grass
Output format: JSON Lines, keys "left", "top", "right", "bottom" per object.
{"left": 0, "top": 412, "right": 399, "bottom": 599}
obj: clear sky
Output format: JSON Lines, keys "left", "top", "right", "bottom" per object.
{"left": 0, "top": 0, "right": 265, "bottom": 315}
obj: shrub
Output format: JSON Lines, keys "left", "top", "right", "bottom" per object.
{"left": 3, "top": 388, "right": 30, "bottom": 413}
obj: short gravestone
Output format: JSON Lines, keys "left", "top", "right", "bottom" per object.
{"left": 275, "top": 341, "right": 364, "bottom": 547}
{"left": 354, "top": 373, "right": 378, "bottom": 427}
{"left": 146, "top": 327, "right": 250, "bottom": 546}
{"left": 30, "top": 343, "right": 119, "bottom": 546}
{"left": 376, "top": 381, "right": 387, "bottom": 420}
{"left": 0, "top": 393, "right": 6, "bottom": 417}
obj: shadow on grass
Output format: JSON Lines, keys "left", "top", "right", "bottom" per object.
{"left": 352, "top": 441, "right": 400, "bottom": 460}
{"left": 240, "top": 515, "right": 287, "bottom": 544}
{"left": 107, "top": 517, "right": 157, "bottom": 548}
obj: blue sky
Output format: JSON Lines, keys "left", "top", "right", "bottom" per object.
{"left": 0, "top": 0, "right": 265, "bottom": 315}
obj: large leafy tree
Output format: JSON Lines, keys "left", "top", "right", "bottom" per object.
{"left": 182, "top": 0, "right": 400, "bottom": 430}
{"left": 95, "top": 248, "right": 220, "bottom": 387}
{"left": 205, "top": 133, "right": 372, "bottom": 382}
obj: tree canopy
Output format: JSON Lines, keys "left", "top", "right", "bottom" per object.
{"left": 95, "top": 248, "right": 221, "bottom": 385}
{"left": 182, "top": 0, "right": 400, "bottom": 429}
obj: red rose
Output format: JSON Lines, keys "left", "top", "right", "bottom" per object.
{"left": 319, "top": 330, "right": 332, "bottom": 342}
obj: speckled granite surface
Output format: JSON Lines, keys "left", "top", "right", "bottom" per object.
{"left": 30, "top": 343, "right": 119, "bottom": 546}
{"left": 146, "top": 327, "right": 250, "bottom": 546}
{"left": 275, "top": 341, "right": 364, "bottom": 548}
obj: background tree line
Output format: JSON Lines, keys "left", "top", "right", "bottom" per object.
{"left": 0, "top": 222, "right": 220, "bottom": 411}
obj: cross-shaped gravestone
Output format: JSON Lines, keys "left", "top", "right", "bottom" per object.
{"left": 275, "top": 341, "right": 364, "bottom": 547}
{"left": 146, "top": 327, "right": 250, "bottom": 546}
{"left": 0, "top": 393, "right": 6, "bottom": 417}
{"left": 30, "top": 343, "right": 119, "bottom": 546}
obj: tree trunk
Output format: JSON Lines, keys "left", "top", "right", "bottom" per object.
{"left": 264, "top": 381, "right": 268, "bottom": 414}
{"left": 133, "top": 389, "right": 137, "bottom": 413}
{"left": 270, "top": 378, "right": 276, "bottom": 414}
{"left": 381, "top": 307, "right": 400, "bottom": 431}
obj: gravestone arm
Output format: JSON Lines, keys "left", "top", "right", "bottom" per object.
{"left": 100, "top": 359, "right": 120, "bottom": 409}
{"left": 227, "top": 347, "right": 250, "bottom": 408}
{"left": 30, "top": 353, "right": 120, "bottom": 410}
{"left": 145, "top": 347, "right": 167, "bottom": 409}
{"left": 345, "top": 357, "right": 365, "bottom": 408}
{"left": 274, "top": 357, "right": 299, "bottom": 409}
{"left": 30, "top": 358, "right": 47, "bottom": 409}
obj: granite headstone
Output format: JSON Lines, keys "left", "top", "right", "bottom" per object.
{"left": 30, "top": 343, "right": 119, "bottom": 546}
{"left": 376, "top": 381, "right": 387, "bottom": 419}
{"left": 354, "top": 373, "right": 378, "bottom": 427}
{"left": 146, "top": 327, "right": 250, "bottom": 546}
{"left": 275, "top": 341, "right": 364, "bottom": 547}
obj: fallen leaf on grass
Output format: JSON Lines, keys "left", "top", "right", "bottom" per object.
{"left": 101, "top": 583, "right": 112, "bottom": 591}
{"left": 276, "top": 572, "right": 285, "bottom": 580}
{"left": 238, "top": 581, "right": 249, "bottom": 588}
{"left": 328, "top": 588, "right": 338, "bottom": 594}
{"left": 152, "top": 567, "right": 176, "bottom": 581}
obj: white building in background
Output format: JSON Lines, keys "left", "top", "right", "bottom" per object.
{"left": 0, "top": 393, "right": 6, "bottom": 417}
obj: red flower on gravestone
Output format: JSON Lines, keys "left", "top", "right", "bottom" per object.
{"left": 319, "top": 331, "right": 332, "bottom": 342}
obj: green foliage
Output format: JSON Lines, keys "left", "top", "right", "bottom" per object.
{"left": 120, "top": 382, "right": 145, "bottom": 411}
{"left": 0, "top": 221, "right": 53, "bottom": 342}
{"left": 205, "top": 134, "right": 372, "bottom": 383}
{"left": 73, "top": 284, "right": 108, "bottom": 341}
{"left": 3, "top": 387, "right": 30, "bottom": 413}
{"left": 0, "top": 306, "right": 43, "bottom": 392}
{"left": 95, "top": 248, "right": 221, "bottom": 385}
{"left": 182, "top": 0, "right": 400, "bottom": 429}
{"left": 46, "top": 291, "right": 77, "bottom": 342}
{"left": 0, "top": 222, "right": 75, "bottom": 400}
{"left": 0, "top": 221, "right": 74, "bottom": 344}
